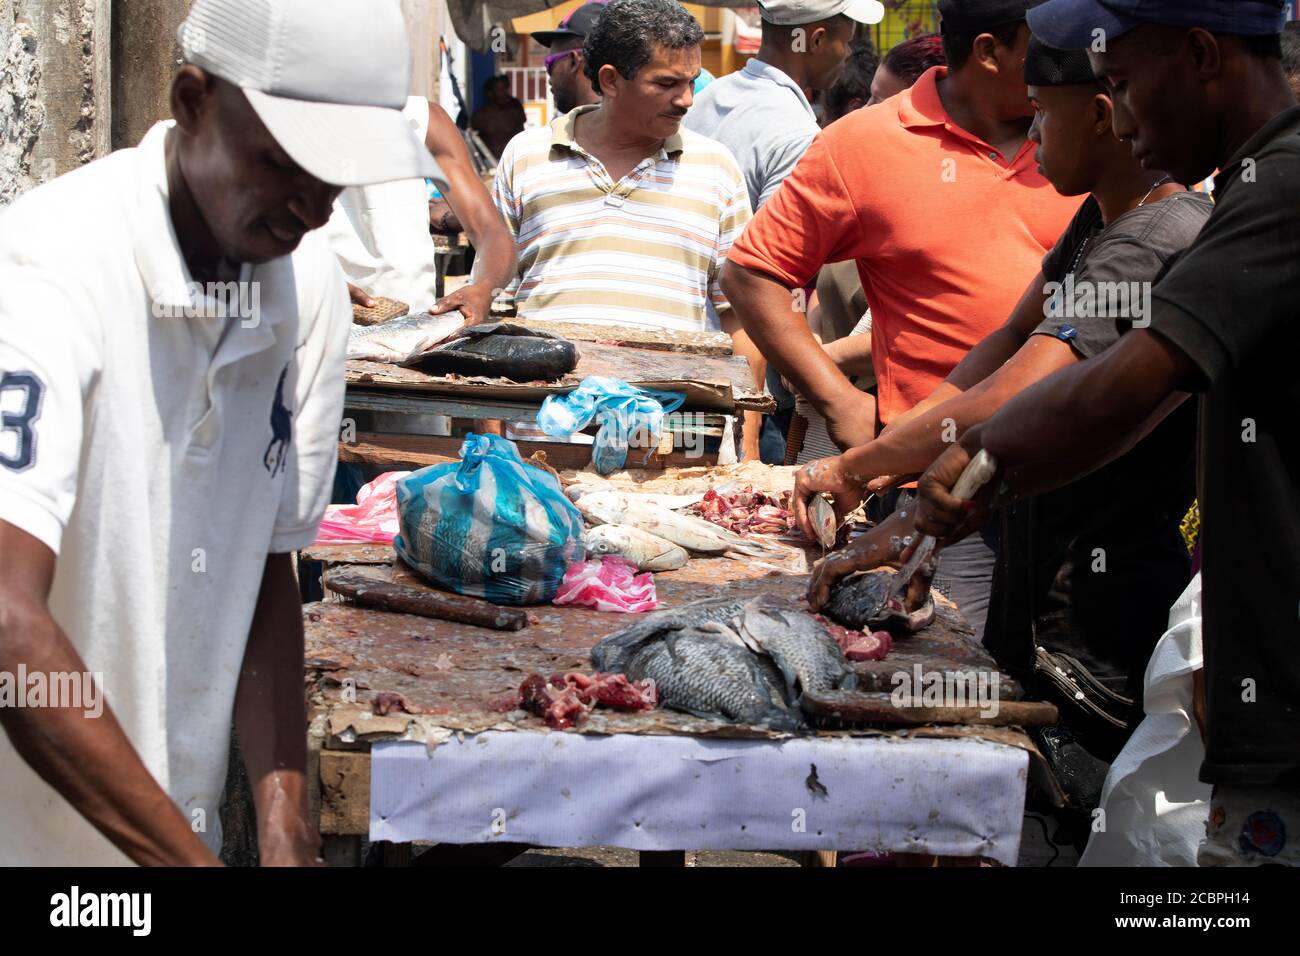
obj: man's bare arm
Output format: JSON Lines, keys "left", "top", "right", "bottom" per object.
{"left": 842, "top": 335, "right": 1079, "bottom": 485}
{"left": 426, "top": 102, "right": 518, "bottom": 323}
{"left": 822, "top": 333, "right": 873, "bottom": 377}
{"left": 0, "top": 521, "right": 220, "bottom": 865}
{"left": 720, "top": 261, "right": 872, "bottom": 448}
{"left": 978, "top": 328, "right": 1198, "bottom": 499}
{"left": 234, "top": 552, "right": 320, "bottom": 867}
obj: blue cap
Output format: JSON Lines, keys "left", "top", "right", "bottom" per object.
{"left": 1027, "top": 0, "right": 1288, "bottom": 50}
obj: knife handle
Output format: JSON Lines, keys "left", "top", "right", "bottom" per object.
{"left": 949, "top": 448, "right": 999, "bottom": 502}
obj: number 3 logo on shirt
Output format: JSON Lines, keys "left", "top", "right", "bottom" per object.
{"left": 0, "top": 371, "right": 45, "bottom": 472}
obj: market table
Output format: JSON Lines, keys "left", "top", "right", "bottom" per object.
{"left": 340, "top": 322, "right": 776, "bottom": 473}
{"left": 300, "top": 537, "right": 1059, "bottom": 867}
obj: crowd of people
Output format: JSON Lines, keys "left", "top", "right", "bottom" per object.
{"left": 0, "top": 0, "right": 1295, "bottom": 868}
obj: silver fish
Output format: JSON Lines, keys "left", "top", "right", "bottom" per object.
{"left": 347, "top": 311, "right": 466, "bottom": 363}
{"left": 809, "top": 495, "right": 837, "bottom": 549}
{"left": 574, "top": 489, "right": 705, "bottom": 511}
{"left": 576, "top": 492, "right": 789, "bottom": 559}
{"left": 583, "top": 525, "right": 689, "bottom": 572}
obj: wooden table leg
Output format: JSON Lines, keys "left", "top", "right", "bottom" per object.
{"left": 640, "top": 850, "right": 687, "bottom": 867}
{"left": 322, "top": 834, "right": 363, "bottom": 867}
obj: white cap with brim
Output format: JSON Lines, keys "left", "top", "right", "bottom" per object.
{"left": 178, "top": 0, "right": 449, "bottom": 191}
{"left": 759, "top": 0, "right": 887, "bottom": 25}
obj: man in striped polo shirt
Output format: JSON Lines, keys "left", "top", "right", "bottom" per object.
{"left": 492, "top": 0, "right": 753, "bottom": 339}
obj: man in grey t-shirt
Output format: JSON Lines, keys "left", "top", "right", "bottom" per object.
{"left": 684, "top": 1, "right": 882, "bottom": 210}
{"left": 686, "top": 1, "right": 883, "bottom": 460}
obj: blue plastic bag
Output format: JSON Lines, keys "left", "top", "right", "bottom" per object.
{"left": 393, "top": 433, "right": 585, "bottom": 605}
{"left": 536, "top": 376, "right": 685, "bottom": 474}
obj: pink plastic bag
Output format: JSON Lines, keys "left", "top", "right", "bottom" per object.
{"left": 553, "top": 555, "right": 659, "bottom": 613}
{"left": 314, "top": 471, "right": 411, "bottom": 544}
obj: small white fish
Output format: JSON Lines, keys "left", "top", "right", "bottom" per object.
{"left": 347, "top": 311, "right": 466, "bottom": 363}
{"left": 577, "top": 493, "right": 788, "bottom": 559}
{"left": 809, "top": 495, "right": 837, "bottom": 549}
{"left": 584, "top": 525, "right": 689, "bottom": 572}
{"left": 575, "top": 490, "right": 705, "bottom": 512}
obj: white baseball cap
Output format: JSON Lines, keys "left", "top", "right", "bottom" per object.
{"left": 177, "top": 0, "right": 448, "bottom": 189}
{"left": 759, "top": 0, "right": 887, "bottom": 25}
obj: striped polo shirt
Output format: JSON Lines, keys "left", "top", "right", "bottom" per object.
{"left": 492, "top": 105, "right": 752, "bottom": 332}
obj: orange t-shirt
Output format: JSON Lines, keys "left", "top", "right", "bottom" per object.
{"left": 728, "top": 66, "right": 1083, "bottom": 425}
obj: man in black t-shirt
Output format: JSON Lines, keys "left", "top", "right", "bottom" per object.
{"left": 917, "top": 0, "right": 1300, "bottom": 865}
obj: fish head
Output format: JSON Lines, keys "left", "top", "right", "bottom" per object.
{"left": 575, "top": 492, "right": 627, "bottom": 526}
{"left": 583, "top": 525, "right": 627, "bottom": 556}
{"left": 840, "top": 568, "right": 935, "bottom": 633}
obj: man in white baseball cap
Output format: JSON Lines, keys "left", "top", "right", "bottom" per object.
{"left": 0, "top": 0, "right": 437, "bottom": 865}
{"left": 757, "top": 0, "right": 886, "bottom": 29}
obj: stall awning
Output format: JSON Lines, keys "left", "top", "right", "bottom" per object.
{"left": 445, "top": 0, "right": 756, "bottom": 50}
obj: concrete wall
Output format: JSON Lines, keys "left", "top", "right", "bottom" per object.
{"left": 1, "top": 0, "right": 112, "bottom": 205}
{"left": 110, "top": 0, "right": 189, "bottom": 151}
{"left": 0, "top": 0, "right": 447, "bottom": 207}
{"left": 403, "top": 0, "right": 443, "bottom": 101}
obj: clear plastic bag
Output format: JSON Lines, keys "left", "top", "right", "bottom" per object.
{"left": 536, "top": 375, "right": 685, "bottom": 474}
{"left": 394, "top": 434, "right": 586, "bottom": 605}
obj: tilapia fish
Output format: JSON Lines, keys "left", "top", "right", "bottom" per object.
{"left": 576, "top": 492, "right": 789, "bottom": 559}
{"left": 591, "top": 596, "right": 857, "bottom": 731}
{"left": 822, "top": 567, "right": 935, "bottom": 634}
{"left": 405, "top": 322, "right": 578, "bottom": 381}
{"left": 347, "top": 310, "right": 466, "bottom": 363}
{"left": 736, "top": 596, "right": 857, "bottom": 699}
{"left": 584, "top": 525, "right": 689, "bottom": 572}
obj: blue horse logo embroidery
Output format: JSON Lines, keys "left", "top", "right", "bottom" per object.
{"left": 264, "top": 362, "right": 293, "bottom": 476}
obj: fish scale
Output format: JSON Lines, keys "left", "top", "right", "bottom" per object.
{"left": 590, "top": 596, "right": 857, "bottom": 732}
{"left": 624, "top": 625, "right": 801, "bottom": 731}
{"left": 738, "top": 598, "right": 857, "bottom": 698}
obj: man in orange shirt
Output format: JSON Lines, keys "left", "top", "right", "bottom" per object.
{"left": 721, "top": 0, "right": 1081, "bottom": 638}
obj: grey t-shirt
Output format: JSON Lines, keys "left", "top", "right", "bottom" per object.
{"left": 1032, "top": 191, "right": 1213, "bottom": 357}
{"left": 683, "top": 58, "right": 819, "bottom": 212}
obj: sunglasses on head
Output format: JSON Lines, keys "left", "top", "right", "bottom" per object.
{"left": 544, "top": 48, "right": 579, "bottom": 72}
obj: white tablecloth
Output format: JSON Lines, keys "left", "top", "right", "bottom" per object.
{"left": 371, "top": 731, "right": 1029, "bottom": 864}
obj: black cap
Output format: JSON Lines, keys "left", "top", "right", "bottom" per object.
{"left": 532, "top": 2, "right": 607, "bottom": 48}
{"left": 1028, "top": 0, "right": 1287, "bottom": 50}
{"left": 1024, "top": 35, "right": 1098, "bottom": 85}
{"left": 939, "top": 0, "right": 1042, "bottom": 34}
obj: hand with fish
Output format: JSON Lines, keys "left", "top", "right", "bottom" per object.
{"left": 806, "top": 507, "right": 916, "bottom": 611}
{"left": 430, "top": 281, "right": 495, "bottom": 326}
{"left": 792, "top": 455, "right": 865, "bottom": 542}
{"left": 913, "top": 436, "right": 998, "bottom": 543}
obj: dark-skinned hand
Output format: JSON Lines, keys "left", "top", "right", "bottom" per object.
{"left": 432, "top": 282, "right": 495, "bottom": 326}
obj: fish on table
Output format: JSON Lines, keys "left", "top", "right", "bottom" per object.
{"left": 404, "top": 322, "right": 579, "bottom": 381}
{"left": 821, "top": 566, "right": 936, "bottom": 634}
{"left": 568, "top": 486, "right": 706, "bottom": 511}
{"left": 591, "top": 595, "right": 857, "bottom": 731}
{"left": 583, "top": 525, "right": 689, "bottom": 572}
{"left": 347, "top": 310, "right": 466, "bottom": 363}
{"left": 574, "top": 491, "right": 790, "bottom": 560}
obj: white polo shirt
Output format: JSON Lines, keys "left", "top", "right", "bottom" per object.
{"left": 324, "top": 96, "right": 441, "bottom": 311}
{"left": 0, "top": 121, "right": 351, "bottom": 865}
